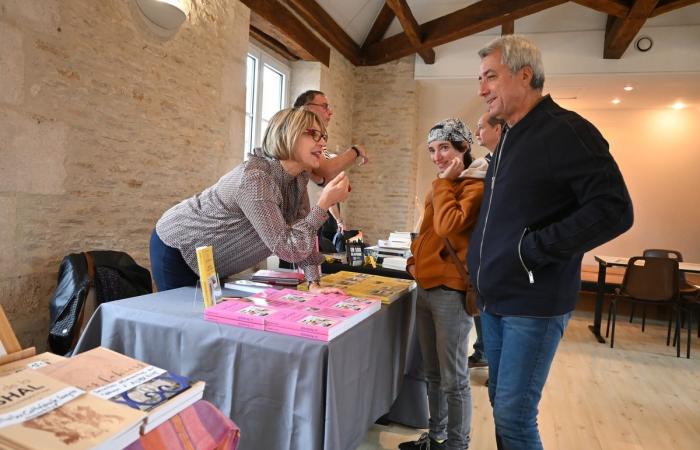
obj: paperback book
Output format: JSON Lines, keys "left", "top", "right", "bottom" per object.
{"left": 205, "top": 289, "right": 381, "bottom": 341}
{"left": 0, "top": 352, "right": 67, "bottom": 377}
{"left": 0, "top": 370, "right": 144, "bottom": 450}
{"left": 196, "top": 245, "right": 220, "bottom": 308}
{"left": 250, "top": 269, "right": 305, "bottom": 286}
{"left": 38, "top": 347, "right": 204, "bottom": 434}
{"left": 300, "top": 271, "right": 415, "bottom": 304}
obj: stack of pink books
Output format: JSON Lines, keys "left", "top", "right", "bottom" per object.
{"left": 204, "top": 289, "right": 381, "bottom": 341}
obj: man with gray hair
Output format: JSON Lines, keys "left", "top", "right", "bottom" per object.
{"left": 467, "top": 35, "right": 633, "bottom": 449}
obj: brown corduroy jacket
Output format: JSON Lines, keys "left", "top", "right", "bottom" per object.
{"left": 407, "top": 176, "right": 484, "bottom": 291}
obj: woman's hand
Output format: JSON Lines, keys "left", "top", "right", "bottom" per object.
{"left": 318, "top": 171, "right": 350, "bottom": 210}
{"left": 438, "top": 157, "right": 464, "bottom": 180}
{"left": 308, "top": 282, "right": 345, "bottom": 295}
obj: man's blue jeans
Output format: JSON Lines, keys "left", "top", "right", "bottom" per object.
{"left": 480, "top": 310, "right": 571, "bottom": 450}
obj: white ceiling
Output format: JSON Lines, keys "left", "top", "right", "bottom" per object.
{"left": 317, "top": 0, "right": 700, "bottom": 45}
{"left": 317, "top": 1, "right": 700, "bottom": 111}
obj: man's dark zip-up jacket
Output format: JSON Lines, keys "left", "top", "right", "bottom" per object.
{"left": 467, "top": 95, "right": 633, "bottom": 317}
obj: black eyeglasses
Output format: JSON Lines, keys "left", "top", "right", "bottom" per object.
{"left": 304, "top": 128, "right": 328, "bottom": 143}
{"left": 306, "top": 102, "right": 332, "bottom": 112}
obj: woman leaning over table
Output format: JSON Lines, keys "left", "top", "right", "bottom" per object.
{"left": 400, "top": 119, "right": 487, "bottom": 450}
{"left": 149, "top": 108, "right": 349, "bottom": 294}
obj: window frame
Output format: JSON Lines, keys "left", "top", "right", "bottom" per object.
{"left": 245, "top": 43, "right": 291, "bottom": 156}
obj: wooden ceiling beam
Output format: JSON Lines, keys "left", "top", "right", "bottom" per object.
{"left": 362, "top": 3, "right": 395, "bottom": 50}
{"left": 362, "top": 0, "right": 567, "bottom": 66}
{"left": 501, "top": 20, "right": 515, "bottom": 35}
{"left": 250, "top": 26, "right": 300, "bottom": 62}
{"left": 604, "top": 0, "right": 659, "bottom": 59}
{"left": 650, "top": 0, "right": 700, "bottom": 16}
{"left": 241, "top": 0, "right": 330, "bottom": 66}
{"left": 571, "top": 0, "right": 631, "bottom": 17}
{"left": 283, "top": 0, "right": 362, "bottom": 65}
{"left": 386, "top": 0, "right": 435, "bottom": 64}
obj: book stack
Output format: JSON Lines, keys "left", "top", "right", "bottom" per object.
{"left": 38, "top": 347, "right": 205, "bottom": 434}
{"left": 0, "top": 370, "right": 145, "bottom": 450}
{"left": 205, "top": 289, "right": 381, "bottom": 341}
{"left": 300, "top": 271, "right": 415, "bottom": 304}
{"left": 251, "top": 269, "right": 306, "bottom": 287}
{"left": 373, "top": 231, "right": 412, "bottom": 269}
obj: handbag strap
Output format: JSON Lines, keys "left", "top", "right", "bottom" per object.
{"left": 443, "top": 238, "right": 471, "bottom": 289}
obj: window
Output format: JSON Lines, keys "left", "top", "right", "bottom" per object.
{"left": 244, "top": 45, "right": 290, "bottom": 156}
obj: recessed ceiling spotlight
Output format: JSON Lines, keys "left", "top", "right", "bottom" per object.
{"left": 623, "top": 86, "right": 634, "bottom": 91}
{"left": 612, "top": 98, "right": 621, "bottom": 105}
{"left": 672, "top": 101, "right": 686, "bottom": 110}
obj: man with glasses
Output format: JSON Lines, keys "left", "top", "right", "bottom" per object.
{"left": 293, "top": 90, "right": 369, "bottom": 249}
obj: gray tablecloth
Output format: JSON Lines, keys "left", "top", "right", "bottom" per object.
{"left": 74, "top": 287, "right": 427, "bottom": 450}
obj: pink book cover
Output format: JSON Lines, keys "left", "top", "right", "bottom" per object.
{"left": 250, "top": 288, "right": 317, "bottom": 305}
{"left": 204, "top": 297, "right": 284, "bottom": 326}
{"left": 205, "top": 314, "right": 265, "bottom": 331}
{"left": 265, "top": 321, "right": 330, "bottom": 341}
{"left": 265, "top": 309, "right": 344, "bottom": 340}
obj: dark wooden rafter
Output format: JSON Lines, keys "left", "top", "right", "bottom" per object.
{"left": 362, "top": 3, "right": 395, "bottom": 50}
{"left": 604, "top": 0, "right": 660, "bottom": 59}
{"left": 241, "top": 0, "right": 330, "bottom": 66}
{"left": 501, "top": 20, "right": 514, "bottom": 35}
{"left": 250, "top": 26, "right": 300, "bottom": 61}
{"left": 651, "top": 0, "right": 700, "bottom": 16}
{"left": 283, "top": 0, "right": 362, "bottom": 65}
{"left": 363, "top": 0, "right": 567, "bottom": 66}
{"left": 385, "top": 0, "right": 435, "bottom": 64}
{"left": 571, "top": 0, "right": 631, "bottom": 17}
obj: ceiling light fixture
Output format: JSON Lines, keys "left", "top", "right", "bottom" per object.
{"left": 623, "top": 86, "right": 634, "bottom": 92}
{"left": 612, "top": 98, "right": 621, "bottom": 105}
{"left": 672, "top": 101, "right": 686, "bottom": 110}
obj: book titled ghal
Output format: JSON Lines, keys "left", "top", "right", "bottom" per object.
{"left": 38, "top": 347, "right": 205, "bottom": 434}
{"left": 0, "top": 370, "right": 144, "bottom": 450}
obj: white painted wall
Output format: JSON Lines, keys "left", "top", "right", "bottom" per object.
{"left": 415, "top": 79, "right": 700, "bottom": 265}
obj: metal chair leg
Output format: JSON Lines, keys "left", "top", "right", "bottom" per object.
{"left": 610, "top": 299, "right": 617, "bottom": 349}
{"left": 687, "top": 308, "right": 692, "bottom": 359}
{"left": 629, "top": 303, "right": 635, "bottom": 323}
{"left": 606, "top": 296, "right": 613, "bottom": 338}
{"left": 676, "top": 306, "right": 682, "bottom": 358}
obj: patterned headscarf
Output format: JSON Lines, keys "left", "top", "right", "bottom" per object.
{"left": 427, "top": 118, "right": 474, "bottom": 145}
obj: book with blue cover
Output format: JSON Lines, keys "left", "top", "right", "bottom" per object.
{"left": 38, "top": 347, "right": 205, "bottom": 433}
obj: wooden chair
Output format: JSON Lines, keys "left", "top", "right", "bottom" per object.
{"left": 0, "top": 305, "right": 36, "bottom": 365}
{"left": 606, "top": 256, "right": 682, "bottom": 356}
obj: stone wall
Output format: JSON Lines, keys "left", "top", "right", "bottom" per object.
{"left": 349, "top": 56, "right": 420, "bottom": 242}
{"left": 0, "top": 0, "right": 249, "bottom": 349}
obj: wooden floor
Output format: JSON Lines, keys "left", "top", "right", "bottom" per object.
{"left": 358, "top": 312, "right": 700, "bottom": 450}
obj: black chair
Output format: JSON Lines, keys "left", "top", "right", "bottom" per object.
{"left": 679, "top": 290, "right": 700, "bottom": 358}
{"left": 606, "top": 256, "right": 681, "bottom": 356}
{"left": 629, "top": 249, "right": 699, "bottom": 330}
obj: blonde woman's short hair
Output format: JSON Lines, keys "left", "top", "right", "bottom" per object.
{"left": 260, "top": 108, "right": 327, "bottom": 161}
